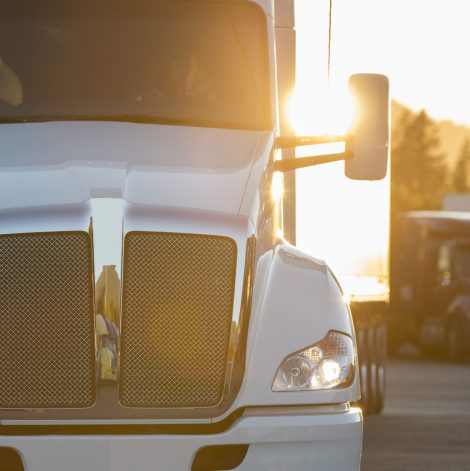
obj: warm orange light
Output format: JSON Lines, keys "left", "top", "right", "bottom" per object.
{"left": 271, "top": 171, "right": 285, "bottom": 202}
{"left": 289, "top": 85, "right": 354, "bottom": 137}
{"left": 294, "top": 0, "right": 391, "bottom": 296}
{"left": 272, "top": 171, "right": 285, "bottom": 240}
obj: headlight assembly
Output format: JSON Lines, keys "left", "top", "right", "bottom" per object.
{"left": 272, "top": 331, "right": 356, "bottom": 392}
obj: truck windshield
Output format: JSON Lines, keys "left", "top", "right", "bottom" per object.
{"left": 0, "top": 0, "right": 270, "bottom": 130}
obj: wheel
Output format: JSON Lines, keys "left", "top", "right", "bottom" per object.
{"left": 357, "top": 327, "right": 372, "bottom": 414}
{"left": 446, "top": 317, "right": 466, "bottom": 362}
{"left": 370, "top": 323, "right": 386, "bottom": 414}
{"left": 356, "top": 329, "right": 367, "bottom": 411}
{"left": 366, "top": 327, "right": 378, "bottom": 413}
{"left": 357, "top": 324, "right": 386, "bottom": 415}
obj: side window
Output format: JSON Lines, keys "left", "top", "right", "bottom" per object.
{"left": 437, "top": 245, "right": 451, "bottom": 286}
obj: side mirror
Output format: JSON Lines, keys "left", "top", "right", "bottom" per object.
{"left": 345, "top": 74, "right": 390, "bottom": 180}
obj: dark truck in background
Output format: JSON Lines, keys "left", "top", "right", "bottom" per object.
{"left": 390, "top": 211, "right": 470, "bottom": 360}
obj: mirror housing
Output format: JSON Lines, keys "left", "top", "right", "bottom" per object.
{"left": 345, "top": 73, "right": 390, "bottom": 180}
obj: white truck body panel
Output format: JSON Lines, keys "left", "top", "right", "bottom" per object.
{"left": 1, "top": 408, "right": 362, "bottom": 471}
{"left": 0, "top": 123, "right": 269, "bottom": 217}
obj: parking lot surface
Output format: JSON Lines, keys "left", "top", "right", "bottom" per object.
{"left": 362, "top": 356, "right": 470, "bottom": 470}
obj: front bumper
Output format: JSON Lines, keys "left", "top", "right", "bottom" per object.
{"left": 0, "top": 407, "right": 362, "bottom": 471}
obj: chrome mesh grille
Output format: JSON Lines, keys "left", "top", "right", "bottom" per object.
{"left": 120, "top": 232, "right": 236, "bottom": 408}
{"left": 0, "top": 232, "right": 96, "bottom": 409}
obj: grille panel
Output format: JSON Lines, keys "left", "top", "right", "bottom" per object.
{"left": 120, "top": 232, "right": 236, "bottom": 408}
{"left": 0, "top": 232, "right": 96, "bottom": 409}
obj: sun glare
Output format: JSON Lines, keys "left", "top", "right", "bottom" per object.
{"left": 289, "top": 85, "right": 354, "bottom": 137}
{"left": 293, "top": 0, "right": 390, "bottom": 297}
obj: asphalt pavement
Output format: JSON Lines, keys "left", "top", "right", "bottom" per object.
{"left": 362, "top": 350, "right": 470, "bottom": 470}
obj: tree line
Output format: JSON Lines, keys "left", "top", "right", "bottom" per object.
{"left": 391, "top": 108, "right": 470, "bottom": 216}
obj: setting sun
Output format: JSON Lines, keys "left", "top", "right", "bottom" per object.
{"left": 289, "top": 85, "right": 354, "bottom": 137}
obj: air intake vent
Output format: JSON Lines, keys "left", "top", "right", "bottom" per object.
{"left": 120, "top": 232, "right": 236, "bottom": 408}
{"left": 0, "top": 232, "right": 96, "bottom": 409}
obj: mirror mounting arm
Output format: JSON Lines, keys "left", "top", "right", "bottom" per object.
{"left": 275, "top": 134, "right": 348, "bottom": 149}
{"left": 273, "top": 150, "right": 353, "bottom": 172}
{"left": 273, "top": 134, "right": 354, "bottom": 172}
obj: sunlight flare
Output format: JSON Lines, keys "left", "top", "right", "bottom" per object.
{"left": 289, "top": 84, "right": 354, "bottom": 137}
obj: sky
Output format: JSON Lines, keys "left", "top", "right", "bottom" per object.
{"left": 295, "top": 0, "right": 470, "bottom": 128}
{"left": 293, "top": 1, "right": 470, "bottom": 290}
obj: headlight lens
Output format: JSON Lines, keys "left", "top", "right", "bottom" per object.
{"left": 272, "top": 331, "right": 355, "bottom": 392}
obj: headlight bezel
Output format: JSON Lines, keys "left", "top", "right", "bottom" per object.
{"left": 272, "top": 330, "right": 356, "bottom": 392}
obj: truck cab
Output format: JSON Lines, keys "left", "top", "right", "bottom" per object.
{"left": 391, "top": 211, "right": 470, "bottom": 360}
{"left": 0, "top": 1, "right": 389, "bottom": 469}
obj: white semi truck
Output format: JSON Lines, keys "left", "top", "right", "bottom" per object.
{"left": 0, "top": 1, "right": 389, "bottom": 470}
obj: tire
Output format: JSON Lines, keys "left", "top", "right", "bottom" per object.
{"left": 357, "top": 324, "right": 386, "bottom": 415}
{"left": 446, "top": 317, "right": 466, "bottom": 362}
{"left": 370, "top": 323, "right": 386, "bottom": 414}
{"left": 356, "top": 329, "right": 370, "bottom": 413}
{"left": 366, "top": 327, "right": 378, "bottom": 413}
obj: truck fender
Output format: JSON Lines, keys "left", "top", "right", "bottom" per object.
{"left": 236, "top": 243, "right": 360, "bottom": 408}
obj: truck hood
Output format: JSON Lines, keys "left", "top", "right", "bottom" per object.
{"left": 0, "top": 122, "right": 272, "bottom": 215}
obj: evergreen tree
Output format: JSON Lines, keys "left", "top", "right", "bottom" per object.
{"left": 452, "top": 139, "right": 470, "bottom": 192}
{"left": 391, "top": 109, "right": 449, "bottom": 214}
